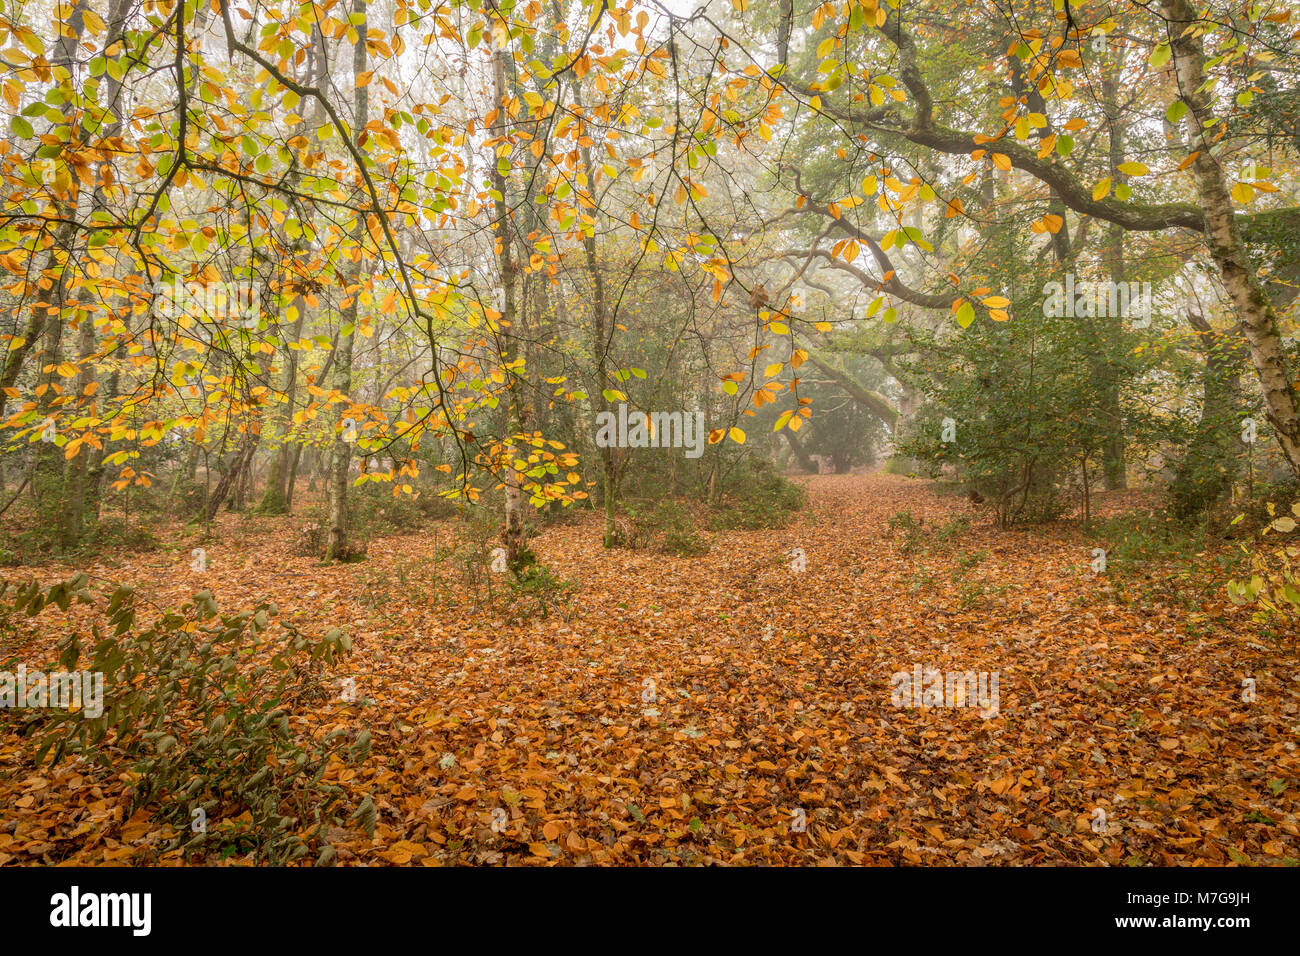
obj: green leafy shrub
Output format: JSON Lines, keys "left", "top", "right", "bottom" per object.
{"left": 887, "top": 510, "right": 926, "bottom": 554}
{"left": 503, "top": 563, "right": 577, "bottom": 623}
{"left": 625, "top": 500, "right": 709, "bottom": 556}
{"left": 887, "top": 511, "right": 972, "bottom": 555}
{"left": 356, "top": 507, "right": 574, "bottom": 623}
{"left": 84, "top": 518, "right": 161, "bottom": 554}
{"left": 710, "top": 458, "right": 807, "bottom": 530}
{"left": 1, "top": 574, "right": 369, "bottom": 864}
{"left": 1228, "top": 504, "right": 1300, "bottom": 635}
{"left": 1092, "top": 510, "right": 1214, "bottom": 569}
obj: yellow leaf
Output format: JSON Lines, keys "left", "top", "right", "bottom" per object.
{"left": 728, "top": 427, "right": 746, "bottom": 445}
{"left": 1092, "top": 177, "right": 1111, "bottom": 201}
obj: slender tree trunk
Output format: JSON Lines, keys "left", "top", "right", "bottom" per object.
{"left": 258, "top": 310, "right": 304, "bottom": 513}
{"left": 206, "top": 440, "right": 255, "bottom": 521}
{"left": 491, "top": 44, "right": 528, "bottom": 569}
{"left": 325, "top": 0, "right": 368, "bottom": 561}
{"left": 1162, "top": 0, "right": 1300, "bottom": 478}
{"left": 1171, "top": 313, "right": 1246, "bottom": 516}
{"left": 1099, "top": 65, "right": 1128, "bottom": 490}
{"left": 58, "top": 307, "right": 97, "bottom": 547}
{"left": 781, "top": 427, "right": 817, "bottom": 473}
{"left": 573, "top": 85, "right": 618, "bottom": 547}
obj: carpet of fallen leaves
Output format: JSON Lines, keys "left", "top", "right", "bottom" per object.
{"left": 2, "top": 473, "right": 1298, "bottom": 866}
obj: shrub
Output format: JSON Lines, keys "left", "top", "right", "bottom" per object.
{"left": 502, "top": 563, "right": 577, "bottom": 623}
{"left": 291, "top": 515, "right": 328, "bottom": 557}
{"left": 887, "top": 510, "right": 926, "bottom": 554}
{"left": 348, "top": 483, "right": 460, "bottom": 536}
{"left": 709, "top": 458, "right": 807, "bottom": 531}
{"left": 84, "top": 518, "right": 161, "bottom": 554}
{"left": 1, "top": 574, "right": 369, "bottom": 864}
{"left": 1228, "top": 504, "right": 1300, "bottom": 636}
{"left": 625, "top": 500, "right": 710, "bottom": 556}
{"left": 1092, "top": 510, "right": 1214, "bottom": 570}
{"left": 887, "top": 511, "right": 971, "bottom": 555}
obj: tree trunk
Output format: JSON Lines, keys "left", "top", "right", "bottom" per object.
{"left": 1171, "top": 313, "right": 1246, "bottom": 516}
{"left": 1099, "top": 64, "right": 1128, "bottom": 490}
{"left": 1162, "top": 0, "right": 1300, "bottom": 478}
{"left": 258, "top": 307, "right": 305, "bottom": 514}
{"left": 781, "top": 427, "right": 817, "bottom": 473}
{"left": 573, "top": 84, "right": 618, "bottom": 547}
{"left": 58, "top": 306, "right": 97, "bottom": 547}
{"left": 325, "top": 0, "right": 368, "bottom": 561}
{"left": 491, "top": 44, "right": 528, "bottom": 569}
{"left": 206, "top": 440, "right": 256, "bottom": 521}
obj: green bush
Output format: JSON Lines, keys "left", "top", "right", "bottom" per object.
{"left": 1, "top": 574, "right": 369, "bottom": 864}
{"left": 503, "top": 563, "right": 577, "bottom": 623}
{"left": 625, "top": 499, "right": 710, "bottom": 556}
{"left": 887, "top": 511, "right": 972, "bottom": 555}
{"left": 84, "top": 518, "right": 161, "bottom": 554}
{"left": 1092, "top": 510, "right": 1215, "bottom": 569}
{"left": 1228, "top": 503, "right": 1300, "bottom": 634}
{"left": 709, "top": 458, "right": 807, "bottom": 531}
{"left": 349, "top": 483, "right": 461, "bottom": 536}
{"left": 887, "top": 509, "right": 926, "bottom": 554}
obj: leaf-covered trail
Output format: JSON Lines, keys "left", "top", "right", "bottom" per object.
{"left": 5, "top": 473, "right": 1298, "bottom": 865}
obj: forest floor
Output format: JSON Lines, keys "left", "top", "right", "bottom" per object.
{"left": 2, "top": 472, "right": 1298, "bottom": 865}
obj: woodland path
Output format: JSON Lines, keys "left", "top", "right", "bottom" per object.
{"left": 4, "top": 473, "right": 1297, "bottom": 865}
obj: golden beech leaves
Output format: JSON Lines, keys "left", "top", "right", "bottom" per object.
{"left": 4, "top": 475, "right": 1291, "bottom": 866}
